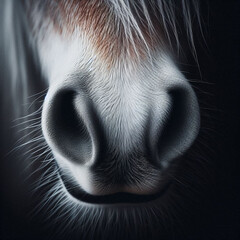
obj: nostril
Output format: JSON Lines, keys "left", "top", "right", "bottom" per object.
{"left": 42, "top": 90, "right": 104, "bottom": 166}
{"left": 148, "top": 85, "right": 200, "bottom": 168}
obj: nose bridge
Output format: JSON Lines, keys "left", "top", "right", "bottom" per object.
{"left": 86, "top": 63, "right": 171, "bottom": 156}
{"left": 92, "top": 80, "right": 150, "bottom": 154}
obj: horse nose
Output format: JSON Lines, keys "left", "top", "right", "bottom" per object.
{"left": 42, "top": 79, "right": 199, "bottom": 195}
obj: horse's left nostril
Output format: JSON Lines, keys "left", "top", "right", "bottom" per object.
{"left": 42, "top": 89, "right": 105, "bottom": 166}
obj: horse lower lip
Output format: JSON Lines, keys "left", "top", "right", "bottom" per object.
{"left": 60, "top": 172, "right": 171, "bottom": 204}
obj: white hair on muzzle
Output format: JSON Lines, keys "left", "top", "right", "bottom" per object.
{"left": 0, "top": 0, "right": 201, "bottom": 118}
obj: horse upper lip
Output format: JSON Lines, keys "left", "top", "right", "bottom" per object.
{"left": 59, "top": 170, "right": 172, "bottom": 205}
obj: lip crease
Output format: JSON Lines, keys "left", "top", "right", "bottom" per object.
{"left": 60, "top": 171, "right": 172, "bottom": 204}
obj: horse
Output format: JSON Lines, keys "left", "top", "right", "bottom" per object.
{"left": 0, "top": 1, "right": 239, "bottom": 239}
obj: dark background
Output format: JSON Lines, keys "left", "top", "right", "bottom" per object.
{"left": 193, "top": 1, "right": 240, "bottom": 239}
{"left": 0, "top": 1, "right": 240, "bottom": 239}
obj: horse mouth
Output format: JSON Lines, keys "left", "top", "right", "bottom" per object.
{"left": 60, "top": 171, "right": 171, "bottom": 205}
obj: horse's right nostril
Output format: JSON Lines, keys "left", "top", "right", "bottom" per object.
{"left": 42, "top": 90, "right": 104, "bottom": 166}
{"left": 147, "top": 86, "right": 200, "bottom": 169}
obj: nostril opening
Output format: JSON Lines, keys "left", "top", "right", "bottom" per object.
{"left": 159, "top": 89, "right": 190, "bottom": 152}
{"left": 150, "top": 87, "right": 200, "bottom": 168}
{"left": 44, "top": 90, "right": 93, "bottom": 164}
